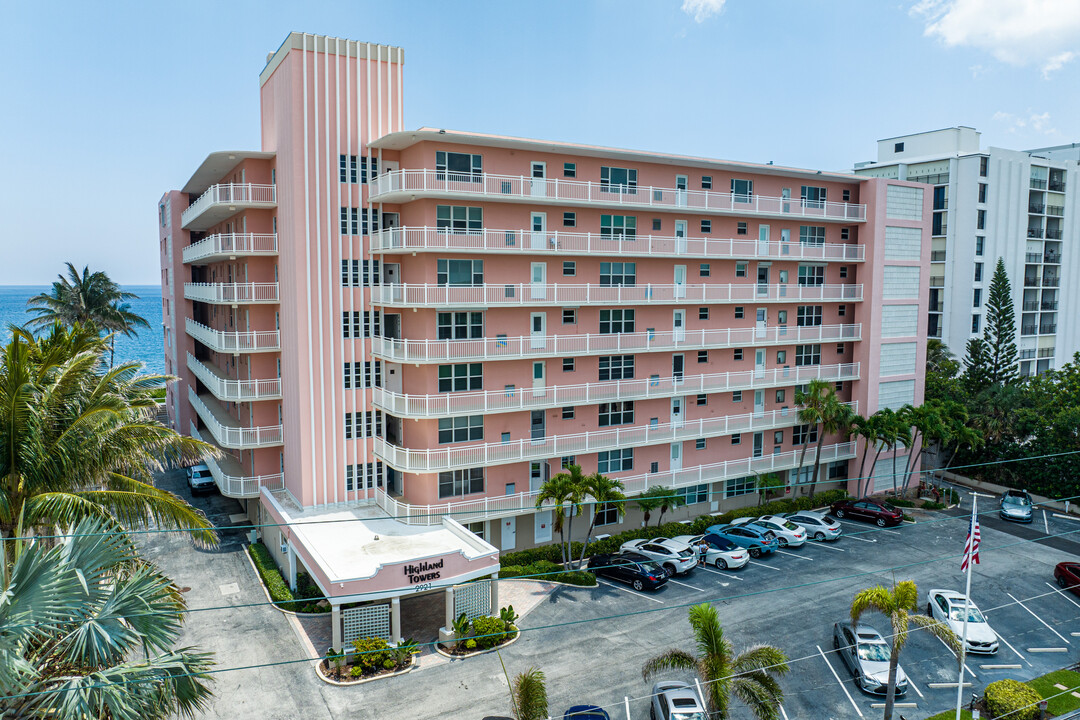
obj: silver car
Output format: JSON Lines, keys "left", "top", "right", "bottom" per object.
{"left": 649, "top": 680, "right": 707, "bottom": 720}
{"left": 999, "top": 489, "right": 1034, "bottom": 523}
{"left": 833, "top": 622, "right": 908, "bottom": 695}
{"left": 783, "top": 511, "right": 843, "bottom": 541}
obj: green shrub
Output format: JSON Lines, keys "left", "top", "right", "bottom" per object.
{"left": 350, "top": 665, "right": 363, "bottom": 678}
{"left": 465, "top": 639, "right": 476, "bottom": 650}
{"left": 522, "top": 560, "right": 563, "bottom": 578}
{"left": 498, "top": 565, "right": 523, "bottom": 579}
{"left": 889, "top": 498, "right": 916, "bottom": 507}
{"left": 984, "top": 679, "right": 1042, "bottom": 720}
{"left": 351, "top": 637, "right": 393, "bottom": 672}
{"left": 472, "top": 615, "right": 509, "bottom": 649}
{"left": 922, "top": 500, "right": 946, "bottom": 510}
{"left": 555, "top": 570, "right": 597, "bottom": 586}
{"left": 248, "top": 543, "right": 294, "bottom": 605}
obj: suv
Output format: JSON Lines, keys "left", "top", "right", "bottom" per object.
{"left": 187, "top": 463, "right": 216, "bottom": 495}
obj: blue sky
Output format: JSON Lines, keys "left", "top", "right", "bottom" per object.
{"left": 1, "top": 0, "right": 1077, "bottom": 285}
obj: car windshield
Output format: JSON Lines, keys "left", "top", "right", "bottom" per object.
{"left": 639, "top": 561, "right": 663, "bottom": 574}
{"left": 1005, "top": 495, "right": 1031, "bottom": 506}
{"left": 780, "top": 520, "right": 799, "bottom": 531}
{"left": 822, "top": 516, "right": 839, "bottom": 526}
{"left": 857, "top": 642, "right": 891, "bottom": 662}
{"left": 671, "top": 713, "right": 707, "bottom": 720}
{"left": 192, "top": 470, "right": 212, "bottom": 480}
{"left": 949, "top": 606, "right": 985, "bottom": 623}
{"left": 707, "top": 538, "right": 736, "bottom": 551}
{"left": 882, "top": 503, "right": 898, "bottom": 513}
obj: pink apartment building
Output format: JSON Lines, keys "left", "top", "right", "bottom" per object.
{"left": 158, "top": 33, "right": 931, "bottom": 650}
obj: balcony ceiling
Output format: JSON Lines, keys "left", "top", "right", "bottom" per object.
{"left": 182, "top": 151, "right": 276, "bottom": 195}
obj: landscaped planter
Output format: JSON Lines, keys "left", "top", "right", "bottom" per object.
{"left": 435, "top": 625, "right": 520, "bottom": 658}
{"left": 316, "top": 654, "right": 417, "bottom": 685}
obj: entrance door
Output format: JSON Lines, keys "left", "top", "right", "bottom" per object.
{"left": 532, "top": 361, "right": 546, "bottom": 397}
{"left": 755, "top": 349, "right": 765, "bottom": 379}
{"left": 385, "top": 362, "right": 403, "bottom": 393}
{"left": 757, "top": 264, "right": 770, "bottom": 297}
{"left": 753, "top": 432, "right": 764, "bottom": 458}
{"left": 758, "top": 224, "right": 770, "bottom": 255}
{"left": 673, "top": 309, "right": 686, "bottom": 343}
{"left": 671, "top": 442, "right": 683, "bottom": 471}
{"left": 530, "top": 312, "right": 546, "bottom": 349}
{"left": 671, "top": 397, "right": 684, "bottom": 428}
{"left": 754, "top": 389, "right": 765, "bottom": 417}
{"left": 531, "top": 262, "right": 547, "bottom": 300}
{"left": 530, "top": 461, "right": 546, "bottom": 492}
{"left": 756, "top": 308, "right": 767, "bottom": 339}
{"left": 674, "top": 265, "right": 687, "bottom": 299}
{"left": 530, "top": 162, "right": 547, "bottom": 197}
{"left": 531, "top": 410, "right": 546, "bottom": 440}
{"left": 534, "top": 510, "right": 553, "bottom": 544}
{"left": 674, "top": 220, "right": 688, "bottom": 254}
{"left": 383, "top": 262, "right": 400, "bottom": 285}
{"left": 530, "top": 212, "right": 546, "bottom": 250}
{"left": 781, "top": 187, "right": 791, "bottom": 213}
{"left": 779, "top": 228, "right": 790, "bottom": 256}
{"left": 383, "top": 313, "right": 401, "bottom": 339}
{"left": 672, "top": 354, "right": 684, "bottom": 383}
{"left": 501, "top": 517, "right": 517, "bottom": 551}
{"left": 676, "top": 175, "right": 688, "bottom": 207}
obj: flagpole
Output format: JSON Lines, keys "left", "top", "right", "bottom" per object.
{"left": 955, "top": 495, "right": 976, "bottom": 720}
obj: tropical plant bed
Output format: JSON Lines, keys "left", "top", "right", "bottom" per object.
{"left": 436, "top": 626, "right": 520, "bottom": 657}
{"left": 320, "top": 637, "right": 419, "bottom": 684}
{"left": 498, "top": 560, "right": 596, "bottom": 586}
{"left": 317, "top": 654, "right": 416, "bottom": 685}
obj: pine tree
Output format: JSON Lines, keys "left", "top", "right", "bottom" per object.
{"left": 963, "top": 337, "right": 992, "bottom": 394}
{"left": 984, "top": 257, "right": 1019, "bottom": 384}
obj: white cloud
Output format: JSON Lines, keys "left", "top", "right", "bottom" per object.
{"left": 911, "top": 0, "right": 1080, "bottom": 76}
{"left": 993, "top": 110, "right": 1057, "bottom": 135}
{"left": 682, "top": 0, "right": 726, "bottom": 23}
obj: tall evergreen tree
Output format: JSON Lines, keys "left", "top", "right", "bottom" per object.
{"left": 984, "top": 257, "right": 1018, "bottom": 384}
{"left": 962, "top": 337, "right": 992, "bottom": 394}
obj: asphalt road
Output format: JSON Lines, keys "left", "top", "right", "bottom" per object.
{"left": 140, "top": 476, "right": 1080, "bottom": 720}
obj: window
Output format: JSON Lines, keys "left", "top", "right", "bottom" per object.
{"left": 439, "top": 363, "right": 482, "bottom": 392}
{"left": 438, "top": 468, "right": 484, "bottom": 498}
{"left": 735, "top": 262, "right": 748, "bottom": 277}
{"left": 801, "top": 186, "right": 827, "bottom": 208}
{"left": 932, "top": 212, "right": 946, "bottom": 236}
{"left": 438, "top": 415, "right": 484, "bottom": 443}
{"left": 733, "top": 348, "right": 743, "bottom": 361}
{"left": 340, "top": 154, "right": 357, "bottom": 183}
{"left": 696, "top": 394, "right": 707, "bottom": 406}
{"left": 342, "top": 311, "right": 380, "bottom": 338}
{"left": 798, "top": 265, "right": 825, "bottom": 286}
{"left": 697, "top": 350, "right": 708, "bottom": 363}
{"left": 595, "top": 502, "right": 620, "bottom": 526}
{"left": 732, "top": 390, "right": 743, "bottom": 402}
{"left": 437, "top": 258, "right": 483, "bottom": 285}
{"left": 933, "top": 185, "right": 947, "bottom": 211}
{"left": 839, "top": 266, "right": 848, "bottom": 279}
{"left": 795, "top": 344, "right": 821, "bottom": 366}
{"left": 774, "top": 430, "right": 784, "bottom": 444}
{"left": 776, "top": 350, "right": 787, "bottom": 363}
{"left": 343, "top": 360, "right": 382, "bottom": 389}
{"left": 563, "top": 357, "right": 575, "bottom": 372}
{"left": 974, "top": 263, "right": 983, "bottom": 282}
{"left": 977, "top": 209, "right": 986, "bottom": 230}
{"left": 340, "top": 207, "right": 359, "bottom": 235}
{"left": 700, "top": 220, "right": 712, "bottom": 233}
{"left": 841, "top": 228, "right": 850, "bottom": 240}
{"left": 737, "top": 222, "right": 748, "bottom": 235}
{"left": 436, "top": 151, "right": 482, "bottom": 181}
{"left": 701, "top": 176, "right": 713, "bottom": 190}
{"left": 775, "top": 389, "right": 786, "bottom": 403}
{"left": 600, "top": 262, "right": 636, "bottom": 286}
{"left": 894, "top": 142, "right": 905, "bottom": 153}
{"left": 563, "top": 162, "right": 576, "bottom": 178}
{"left": 976, "top": 237, "right": 985, "bottom": 256}
{"left": 437, "top": 311, "right": 483, "bottom": 339}
{"left": 600, "top": 166, "right": 638, "bottom": 193}
{"left": 972, "top": 314, "right": 981, "bottom": 333}
{"left": 678, "top": 483, "right": 709, "bottom": 504}
{"left": 563, "top": 212, "right": 576, "bottom": 227}
{"left": 563, "top": 261, "right": 576, "bottom": 276}
{"left": 598, "top": 401, "right": 634, "bottom": 426}
{"left": 792, "top": 424, "right": 818, "bottom": 445}
{"left": 340, "top": 259, "right": 382, "bottom": 287}
{"left": 973, "top": 288, "right": 982, "bottom": 308}
{"left": 835, "top": 382, "right": 844, "bottom": 392}
{"left": 436, "top": 205, "right": 483, "bottom": 233}
{"left": 598, "top": 448, "right": 633, "bottom": 473}
{"left": 652, "top": 218, "right": 662, "bottom": 231}
{"left": 344, "top": 410, "right": 382, "bottom": 439}
{"left": 694, "top": 264, "right": 710, "bottom": 280}
{"left": 725, "top": 476, "right": 754, "bottom": 498}
{"left": 731, "top": 178, "right": 753, "bottom": 201}
{"left": 799, "top": 226, "right": 826, "bottom": 246}
{"left": 836, "top": 343, "right": 845, "bottom": 354}
{"left": 562, "top": 407, "right": 575, "bottom": 419}
{"left": 978, "top": 183, "right": 988, "bottom": 203}
{"left": 838, "top": 304, "right": 846, "bottom": 317}
{"left": 797, "top": 305, "right": 823, "bottom": 326}
{"left": 599, "top": 309, "right": 634, "bottom": 334}
{"left": 842, "top": 189, "right": 851, "bottom": 202}
{"left": 731, "top": 433, "right": 742, "bottom": 445}
{"left": 598, "top": 355, "right": 635, "bottom": 380}
{"left": 699, "top": 307, "right": 709, "bottom": 320}
{"left": 695, "top": 438, "right": 706, "bottom": 450}
{"left": 734, "top": 306, "right": 744, "bottom": 319}
{"left": 980, "top": 156, "right": 989, "bottom": 177}
{"left": 345, "top": 462, "right": 384, "bottom": 491}
{"left": 600, "top": 215, "right": 637, "bottom": 238}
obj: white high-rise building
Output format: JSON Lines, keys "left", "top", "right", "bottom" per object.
{"left": 856, "top": 127, "right": 1080, "bottom": 375}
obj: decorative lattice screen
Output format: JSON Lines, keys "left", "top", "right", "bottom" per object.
{"left": 343, "top": 603, "right": 391, "bottom": 645}
{"left": 454, "top": 579, "right": 491, "bottom": 621}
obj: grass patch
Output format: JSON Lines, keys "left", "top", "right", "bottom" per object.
{"left": 1028, "top": 668, "right": 1080, "bottom": 716}
{"left": 924, "top": 711, "right": 973, "bottom": 720}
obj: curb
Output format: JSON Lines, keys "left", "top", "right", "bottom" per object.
{"left": 434, "top": 629, "right": 521, "bottom": 659}
{"left": 315, "top": 657, "right": 418, "bottom": 686}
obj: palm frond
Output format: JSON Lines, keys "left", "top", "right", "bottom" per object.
{"left": 731, "top": 672, "right": 785, "bottom": 720}
{"left": 511, "top": 668, "right": 548, "bottom": 720}
{"left": 641, "top": 648, "right": 698, "bottom": 681}
{"left": 850, "top": 585, "right": 895, "bottom": 626}
{"left": 909, "top": 614, "right": 962, "bottom": 660}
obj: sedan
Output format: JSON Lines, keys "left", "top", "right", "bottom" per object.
{"left": 674, "top": 533, "right": 750, "bottom": 570}
{"left": 587, "top": 551, "right": 668, "bottom": 591}
{"left": 833, "top": 622, "right": 908, "bottom": 695}
{"left": 705, "top": 523, "right": 777, "bottom": 558}
{"left": 831, "top": 498, "right": 905, "bottom": 527}
{"left": 1054, "top": 562, "right": 1080, "bottom": 596}
{"left": 650, "top": 680, "right": 707, "bottom": 720}
{"left": 563, "top": 705, "right": 610, "bottom": 720}
{"left": 736, "top": 515, "right": 807, "bottom": 547}
{"left": 783, "top": 511, "right": 843, "bottom": 541}
{"left": 620, "top": 538, "right": 698, "bottom": 576}
{"left": 927, "top": 589, "right": 999, "bottom": 654}
{"left": 1000, "top": 489, "right": 1034, "bottom": 523}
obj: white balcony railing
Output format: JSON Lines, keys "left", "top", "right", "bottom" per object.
{"left": 373, "top": 362, "right": 860, "bottom": 418}
{"left": 190, "top": 423, "right": 284, "bottom": 499}
{"left": 181, "top": 183, "right": 277, "bottom": 230}
{"left": 182, "top": 233, "right": 278, "bottom": 264}
{"left": 186, "top": 353, "right": 282, "bottom": 402}
{"left": 371, "top": 323, "right": 861, "bottom": 363}
{"left": 185, "top": 318, "right": 280, "bottom": 354}
{"left": 371, "top": 282, "right": 862, "bottom": 308}
{"left": 369, "top": 170, "right": 867, "bottom": 222}
{"left": 184, "top": 282, "right": 279, "bottom": 304}
{"left": 188, "top": 387, "right": 283, "bottom": 449}
{"left": 370, "top": 227, "right": 866, "bottom": 262}
{"left": 375, "top": 441, "right": 858, "bottom": 525}
{"left": 373, "top": 402, "right": 857, "bottom": 473}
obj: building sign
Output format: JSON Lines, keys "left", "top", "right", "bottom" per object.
{"left": 403, "top": 559, "right": 443, "bottom": 584}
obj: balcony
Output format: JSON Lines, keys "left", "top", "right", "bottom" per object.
{"left": 930, "top": 251, "right": 947, "bottom": 262}
{"left": 1042, "top": 277, "right": 1060, "bottom": 287}
{"left": 1029, "top": 204, "right": 1046, "bottom": 214}
{"left": 1049, "top": 180, "right": 1066, "bottom": 192}
{"left": 184, "top": 282, "right": 279, "bottom": 305}
{"left": 1027, "top": 228, "right": 1044, "bottom": 239}
{"left": 373, "top": 362, "right": 860, "bottom": 419}
{"left": 1046, "top": 229, "right": 1063, "bottom": 240}
{"left": 1020, "top": 349, "right": 1036, "bottom": 360}
{"left": 373, "top": 402, "right": 857, "bottom": 473}
{"left": 185, "top": 318, "right": 280, "bottom": 353}
{"left": 1023, "top": 300, "right": 1040, "bottom": 311}
{"left": 374, "top": 441, "right": 856, "bottom": 525}
{"left": 1040, "top": 324, "right": 1057, "bottom": 334}
{"left": 1039, "top": 347, "right": 1055, "bottom": 359}
{"left": 370, "top": 282, "right": 863, "bottom": 308}
{"left": 1024, "top": 276, "right": 1039, "bottom": 287}
{"left": 189, "top": 424, "right": 284, "bottom": 499}
{"left": 181, "top": 183, "right": 277, "bottom": 231}
{"left": 1022, "top": 325, "right": 1037, "bottom": 336}
{"left": 187, "top": 353, "right": 282, "bottom": 402}
{"left": 1045, "top": 253, "right": 1061, "bottom": 264}
{"left": 183, "top": 233, "right": 278, "bottom": 264}
{"left": 369, "top": 227, "right": 866, "bottom": 262}
{"left": 929, "top": 276, "right": 945, "bottom": 287}
{"left": 1047, "top": 205, "right": 1065, "bottom": 217}
{"left": 929, "top": 301, "right": 945, "bottom": 312}
{"left": 1030, "top": 178, "right": 1048, "bottom": 190}
{"left": 188, "top": 387, "right": 283, "bottom": 449}
{"left": 368, "top": 170, "right": 868, "bottom": 222}
{"left": 1026, "top": 253, "right": 1043, "bottom": 263}
{"left": 1041, "top": 300, "right": 1058, "bottom": 311}
{"left": 371, "top": 323, "right": 862, "bottom": 363}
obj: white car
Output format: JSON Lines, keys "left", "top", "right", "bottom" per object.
{"left": 732, "top": 515, "right": 807, "bottom": 547}
{"left": 673, "top": 534, "right": 750, "bottom": 570}
{"left": 927, "top": 589, "right": 999, "bottom": 654}
{"left": 620, "top": 538, "right": 698, "bottom": 576}
{"left": 783, "top": 511, "right": 843, "bottom": 542}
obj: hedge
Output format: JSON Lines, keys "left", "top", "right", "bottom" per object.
{"left": 984, "top": 678, "right": 1042, "bottom": 720}
{"left": 247, "top": 542, "right": 329, "bottom": 613}
{"left": 499, "top": 560, "right": 597, "bottom": 586}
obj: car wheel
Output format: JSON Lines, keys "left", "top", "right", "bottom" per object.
{"left": 927, "top": 602, "right": 933, "bottom": 617}
{"left": 715, "top": 557, "right": 728, "bottom": 569}
{"left": 778, "top": 537, "right": 788, "bottom": 547}
{"left": 633, "top": 579, "right": 645, "bottom": 591}
{"left": 749, "top": 547, "right": 761, "bottom": 559}
{"left": 833, "top": 635, "right": 840, "bottom": 650}
{"left": 663, "top": 564, "right": 676, "bottom": 578}
{"left": 1058, "top": 574, "right": 1068, "bottom": 589}
{"left": 876, "top": 517, "right": 887, "bottom": 527}
{"left": 814, "top": 532, "right": 825, "bottom": 541}
{"left": 650, "top": 705, "right": 656, "bottom": 720}
{"left": 835, "top": 508, "right": 845, "bottom": 518}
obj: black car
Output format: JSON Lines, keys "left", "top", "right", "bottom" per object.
{"left": 587, "top": 551, "right": 668, "bottom": 591}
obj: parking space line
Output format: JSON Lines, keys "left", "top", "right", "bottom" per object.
{"left": 778, "top": 703, "right": 789, "bottom": 720}
{"left": 1028, "top": 647, "right": 1069, "bottom": 653}
{"left": 871, "top": 702, "right": 917, "bottom": 708}
{"left": 1045, "top": 581, "right": 1080, "bottom": 611}
{"left": 776, "top": 549, "right": 813, "bottom": 561}
{"left": 816, "top": 645, "right": 863, "bottom": 718}
{"left": 1007, "top": 592, "right": 1071, "bottom": 645}
{"left": 698, "top": 566, "right": 744, "bottom": 581}
{"left": 807, "top": 540, "right": 845, "bottom": 551}
{"left": 994, "top": 632, "right": 1032, "bottom": 666}
{"left": 666, "top": 577, "right": 706, "bottom": 592}
{"left": 1053, "top": 513, "right": 1080, "bottom": 522}
{"left": 907, "top": 677, "right": 924, "bottom": 699}
{"left": 840, "top": 533, "right": 877, "bottom": 543}
{"left": 596, "top": 580, "right": 665, "bottom": 604}
{"left": 936, "top": 636, "right": 977, "bottom": 678}
{"left": 748, "top": 560, "right": 782, "bottom": 571}
{"left": 928, "top": 682, "right": 973, "bottom": 689}
{"left": 981, "top": 664, "right": 1022, "bottom": 670}
{"left": 879, "top": 528, "right": 902, "bottom": 535}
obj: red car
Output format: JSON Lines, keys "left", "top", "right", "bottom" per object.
{"left": 831, "top": 498, "right": 904, "bottom": 527}
{"left": 1055, "top": 562, "right": 1080, "bottom": 596}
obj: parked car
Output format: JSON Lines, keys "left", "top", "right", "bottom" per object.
{"left": 673, "top": 533, "right": 750, "bottom": 570}
{"left": 831, "top": 498, "right": 904, "bottom": 527}
{"left": 186, "top": 463, "right": 216, "bottom": 495}
{"left": 650, "top": 680, "right": 707, "bottom": 720}
{"left": 783, "top": 511, "right": 843, "bottom": 541}
{"left": 999, "top": 489, "right": 1034, "bottom": 523}
{"left": 735, "top": 515, "right": 807, "bottom": 547}
{"left": 833, "top": 622, "right": 909, "bottom": 695}
{"left": 1055, "top": 562, "right": 1080, "bottom": 595}
{"left": 927, "top": 589, "right": 999, "bottom": 654}
{"left": 705, "top": 523, "right": 777, "bottom": 558}
{"left": 563, "top": 705, "right": 610, "bottom": 720}
{"left": 620, "top": 538, "right": 698, "bottom": 576}
{"left": 587, "top": 551, "right": 668, "bottom": 591}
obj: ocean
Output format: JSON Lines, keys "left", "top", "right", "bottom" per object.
{"left": 0, "top": 285, "right": 165, "bottom": 376}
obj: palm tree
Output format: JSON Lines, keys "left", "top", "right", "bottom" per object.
{"left": 0, "top": 325, "right": 216, "bottom": 556}
{"left": 889, "top": 409, "right": 914, "bottom": 497}
{"left": 26, "top": 263, "right": 150, "bottom": 367}
{"left": 534, "top": 466, "right": 584, "bottom": 567}
{"left": 576, "top": 472, "right": 627, "bottom": 566}
{"left": 509, "top": 668, "right": 548, "bottom": 720}
{"left": 0, "top": 517, "right": 215, "bottom": 720}
{"left": 850, "top": 413, "right": 878, "bottom": 498}
{"left": 862, "top": 408, "right": 900, "bottom": 498}
{"left": 850, "top": 581, "right": 961, "bottom": 720}
{"left": 809, "top": 400, "right": 857, "bottom": 500}
{"left": 643, "top": 603, "right": 789, "bottom": 720}
{"left": 634, "top": 486, "right": 682, "bottom": 527}
{"left": 755, "top": 473, "right": 783, "bottom": 506}
{"left": 793, "top": 380, "right": 831, "bottom": 492}
{"left": 899, "top": 401, "right": 949, "bottom": 489}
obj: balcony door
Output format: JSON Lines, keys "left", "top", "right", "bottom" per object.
{"left": 756, "top": 308, "right": 767, "bottom": 339}
{"left": 531, "top": 410, "right": 546, "bottom": 440}
{"left": 673, "top": 309, "right": 686, "bottom": 343}
{"left": 532, "top": 360, "right": 546, "bottom": 397}
{"left": 530, "top": 212, "right": 546, "bottom": 250}
{"left": 674, "top": 265, "right": 687, "bottom": 299}
{"left": 757, "top": 263, "right": 770, "bottom": 297}
{"left": 758, "top": 224, "right": 771, "bottom": 255}
{"left": 530, "top": 312, "right": 546, "bottom": 349}
{"left": 670, "top": 442, "right": 683, "bottom": 471}
{"left": 676, "top": 175, "right": 688, "bottom": 207}
{"left": 754, "top": 389, "right": 765, "bottom": 417}
{"left": 531, "top": 161, "right": 547, "bottom": 197}
{"left": 674, "top": 220, "right": 688, "bottom": 254}
{"left": 672, "top": 354, "right": 684, "bottom": 384}
{"left": 671, "top": 397, "right": 684, "bottom": 429}
{"left": 531, "top": 262, "right": 547, "bottom": 300}
{"left": 755, "top": 349, "right": 766, "bottom": 379}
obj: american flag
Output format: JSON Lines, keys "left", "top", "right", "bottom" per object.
{"left": 961, "top": 506, "right": 981, "bottom": 572}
